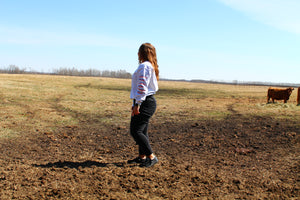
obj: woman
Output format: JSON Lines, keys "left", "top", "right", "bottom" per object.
{"left": 128, "top": 43, "right": 159, "bottom": 167}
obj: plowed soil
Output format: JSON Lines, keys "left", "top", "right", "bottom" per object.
{"left": 0, "top": 106, "right": 299, "bottom": 199}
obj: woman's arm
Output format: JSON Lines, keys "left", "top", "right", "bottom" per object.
{"left": 134, "top": 64, "right": 152, "bottom": 105}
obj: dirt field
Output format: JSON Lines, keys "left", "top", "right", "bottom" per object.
{"left": 0, "top": 74, "right": 299, "bottom": 199}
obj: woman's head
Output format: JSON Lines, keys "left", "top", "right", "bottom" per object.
{"left": 138, "top": 43, "right": 159, "bottom": 80}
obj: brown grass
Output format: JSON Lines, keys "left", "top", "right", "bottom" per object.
{"left": 1, "top": 74, "right": 299, "bottom": 139}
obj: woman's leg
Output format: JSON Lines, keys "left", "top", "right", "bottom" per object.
{"left": 138, "top": 122, "right": 149, "bottom": 155}
{"left": 130, "top": 114, "right": 153, "bottom": 156}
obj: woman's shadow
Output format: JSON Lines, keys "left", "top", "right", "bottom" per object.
{"left": 33, "top": 160, "right": 125, "bottom": 169}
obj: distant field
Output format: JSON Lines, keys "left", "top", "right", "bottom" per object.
{"left": 0, "top": 74, "right": 299, "bottom": 138}
{"left": 0, "top": 74, "right": 299, "bottom": 199}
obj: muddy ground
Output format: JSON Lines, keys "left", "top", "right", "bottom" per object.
{"left": 0, "top": 108, "right": 299, "bottom": 199}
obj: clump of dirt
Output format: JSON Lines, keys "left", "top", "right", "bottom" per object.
{"left": 0, "top": 113, "right": 299, "bottom": 199}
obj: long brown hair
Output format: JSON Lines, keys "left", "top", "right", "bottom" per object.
{"left": 138, "top": 43, "right": 159, "bottom": 80}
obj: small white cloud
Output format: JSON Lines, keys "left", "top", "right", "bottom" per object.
{"left": 218, "top": 0, "right": 300, "bottom": 34}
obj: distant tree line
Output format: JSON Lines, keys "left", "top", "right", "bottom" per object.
{"left": 0, "top": 65, "right": 132, "bottom": 79}
{"left": 0, "top": 65, "right": 26, "bottom": 74}
{"left": 52, "top": 67, "right": 132, "bottom": 78}
{"left": 190, "top": 79, "right": 300, "bottom": 88}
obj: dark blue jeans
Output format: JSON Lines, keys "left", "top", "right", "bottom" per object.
{"left": 130, "top": 95, "right": 156, "bottom": 156}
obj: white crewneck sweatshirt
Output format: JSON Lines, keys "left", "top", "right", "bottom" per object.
{"left": 130, "top": 61, "right": 158, "bottom": 105}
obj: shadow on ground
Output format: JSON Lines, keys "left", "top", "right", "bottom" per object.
{"left": 33, "top": 160, "right": 125, "bottom": 169}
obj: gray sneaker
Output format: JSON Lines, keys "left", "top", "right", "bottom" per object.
{"left": 127, "top": 157, "right": 146, "bottom": 164}
{"left": 140, "top": 156, "right": 158, "bottom": 167}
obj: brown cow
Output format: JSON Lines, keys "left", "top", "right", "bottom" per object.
{"left": 297, "top": 87, "right": 300, "bottom": 105}
{"left": 267, "top": 87, "right": 294, "bottom": 103}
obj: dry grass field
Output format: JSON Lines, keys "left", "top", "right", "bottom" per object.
{"left": 0, "top": 74, "right": 299, "bottom": 199}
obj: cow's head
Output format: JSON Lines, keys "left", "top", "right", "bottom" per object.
{"left": 287, "top": 87, "right": 294, "bottom": 95}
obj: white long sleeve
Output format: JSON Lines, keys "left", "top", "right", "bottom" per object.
{"left": 130, "top": 61, "right": 158, "bottom": 104}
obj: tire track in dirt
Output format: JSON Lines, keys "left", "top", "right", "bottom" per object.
{"left": 226, "top": 101, "right": 243, "bottom": 119}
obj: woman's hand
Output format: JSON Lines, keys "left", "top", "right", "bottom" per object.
{"left": 131, "top": 105, "right": 140, "bottom": 116}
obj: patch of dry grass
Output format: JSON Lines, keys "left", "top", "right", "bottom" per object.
{"left": 0, "top": 74, "right": 299, "bottom": 138}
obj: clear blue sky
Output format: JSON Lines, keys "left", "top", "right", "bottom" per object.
{"left": 1, "top": 0, "right": 299, "bottom": 83}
